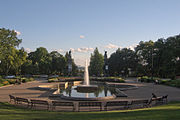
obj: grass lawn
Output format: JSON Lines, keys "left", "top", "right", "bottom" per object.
{"left": 0, "top": 102, "right": 180, "bottom": 120}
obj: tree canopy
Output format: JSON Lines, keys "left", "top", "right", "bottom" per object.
{"left": 1, "top": 27, "right": 180, "bottom": 79}
{"left": 89, "top": 48, "right": 104, "bottom": 76}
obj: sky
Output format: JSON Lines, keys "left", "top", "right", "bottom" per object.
{"left": 1, "top": 0, "right": 180, "bottom": 66}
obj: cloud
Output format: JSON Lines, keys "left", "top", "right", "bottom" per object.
{"left": 15, "top": 30, "right": 21, "bottom": 35}
{"left": 70, "top": 48, "right": 75, "bottom": 52}
{"left": 24, "top": 48, "right": 32, "bottom": 53}
{"left": 51, "top": 48, "right": 64, "bottom": 53}
{"left": 80, "top": 35, "right": 85, "bottom": 39}
{"left": 104, "top": 43, "right": 118, "bottom": 49}
{"left": 70, "top": 47, "right": 94, "bottom": 53}
{"left": 127, "top": 44, "right": 138, "bottom": 50}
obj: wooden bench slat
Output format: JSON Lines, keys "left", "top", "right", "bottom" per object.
{"left": 78, "top": 102, "right": 102, "bottom": 111}
{"left": 30, "top": 99, "right": 49, "bottom": 110}
{"left": 105, "top": 101, "right": 128, "bottom": 106}
{"left": 129, "top": 99, "right": 149, "bottom": 108}
{"left": 52, "top": 101, "right": 74, "bottom": 106}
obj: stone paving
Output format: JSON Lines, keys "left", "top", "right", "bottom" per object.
{"left": 0, "top": 78, "right": 180, "bottom": 103}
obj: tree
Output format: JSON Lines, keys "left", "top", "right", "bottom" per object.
{"left": 108, "top": 48, "right": 137, "bottom": 77}
{"left": 12, "top": 48, "right": 27, "bottom": 75}
{"left": 89, "top": 48, "right": 104, "bottom": 76}
{"left": 28, "top": 47, "right": 51, "bottom": 74}
{"left": 135, "top": 40, "right": 154, "bottom": 76}
{"left": 0, "top": 28, "right": 22, "bottom": 75}
{"left": 50, "top": 51, "right": 66, "bottom": 75}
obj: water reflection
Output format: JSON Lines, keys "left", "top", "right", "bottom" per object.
{"left": 59, "top": 82, "right": 116, "bottom": 98}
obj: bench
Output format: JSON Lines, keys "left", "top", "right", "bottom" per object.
{"left": 129, "top": 99, "right": 149, "bottom": 109}
{"left": 9, "top": 95, "right": 16, "bottom": 104}
{"left": 52, "top": 101, "right": 75, "bottom": 111}
{"left": 105, "top": 101, "right": 129, "bottom": 110}
{"left": 150, "top": 95, "right": 168, "bottom": 105}
{"left": 16, "top": 97, "right": 30, "bottom": 107}
{"left": 30, "top": 99, "right": 49, "bottom": 110}
{"left": 78, "top": 102, "right": 102, "bottom": 111}
{"left": 162, "top": 95, "right": 168, "bottom": 103}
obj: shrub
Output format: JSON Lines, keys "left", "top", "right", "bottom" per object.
{"left": 29, "top": 78, "right": 34, "bottom": 81}
{"left": 137, "top": 76, "right": 156, "bottom": 83}
{"left": 21, "top": 78, "right": 27, "bottom": 83}
{"left": 8, "top": 79, "right": 16, "bottom": 84}
{"left": 2, "top": 81, "right": 9, "bottom": 85}
{"left": 48, "top": 78, "right": 59, "bottom": 82}
{"left": 21, "top": 77, "right": 34, "bottom": 83}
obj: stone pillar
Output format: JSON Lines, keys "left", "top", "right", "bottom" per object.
{"left": 68, "top": 50, "right": 72, "bottom": 76}
{"left": 104, "top": 51, "right": 109, "bottom": 77}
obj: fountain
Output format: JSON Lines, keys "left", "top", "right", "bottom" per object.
{"left": 76, "top": 60, "right": 98, "bottom": 92}
{"left": 44, "top": 58, "right": 136, "bottom": 101}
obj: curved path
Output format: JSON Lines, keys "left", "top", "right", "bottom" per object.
{"left": 0, "top": 78, "right": 180, "bottom": 102}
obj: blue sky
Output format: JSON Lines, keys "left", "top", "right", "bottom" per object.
{"left": 1, "top": 0, "right": 180, "bottom": 66}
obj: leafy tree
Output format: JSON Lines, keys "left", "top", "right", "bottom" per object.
{"left": 50, "top": 51, "right": 66, "bottom": 75}
{"left": 12, "top": 48, "right": 27, "bottom": 75}
{"left": 21, "top": 60, "right": 38, "bottom": 75}
{"left": 28, "top": 47, "right": 51, "bottom": 74}
{"left": 135, "top": 40, "right": 154, "bottom": 76}
{"left": 89, "top": 48, "right": 104, "bottom": 76}
{"left": 108, "top": 48, "right": 137, "bottom": 77}
{"left": 0, "top": 28, "right": 22, "bottom": 75}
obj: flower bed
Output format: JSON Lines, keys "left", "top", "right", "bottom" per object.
{"left": 137, "top": 76, "right": 180, "bottom": 88}
{"left": 0, "top": 76, "right": 34, "bottom": 87}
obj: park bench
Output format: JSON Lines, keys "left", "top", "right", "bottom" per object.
{"left": 78, "top": 101, "right": 102, "bottom": 111}
{"left": 104, "top": 101, "right": 129, "bottom": 110}
{"left": 129, "top": 99, "right": 149, "bottom": 109}
{"left": 9, "top": 95, "right": 16, "bottom": 104}
{"left": 162, "top": 95, "right": 168, "bottom": 103}
{"left": 16, "top": 97, "right": 30, "bottom": 107}
{"left": 149, "top": 95, "right": 168, "bottom": 105}
{"left": 30, "top": 99, "right": 49, "bottom": 110}
{"left": 52, "top": 101, "right": 75, "bottom": 111}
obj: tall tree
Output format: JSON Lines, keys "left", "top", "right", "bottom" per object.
{"left": 89, "top": 48, "right": 104, "bottom": 76}
{"left": 0, "top": 28, "right": 22, "bottom": 75}
{"left": 50, "top": 51, "right": 66, "bottom": 75}
{"left": 135, "top": 40, "right": 154, "bottom": 76}
{"left": 28, "top": 47, "right": 51, "bottom": 74}
{"left": 108, "top": 48, "right": 137, "bottom": 76}
{"left": 12, "top": 48, "right": 27, "bottom": 75}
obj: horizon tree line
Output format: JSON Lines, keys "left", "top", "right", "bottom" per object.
{"left": 1, "top": 28, "right": 180, "bottom": 79}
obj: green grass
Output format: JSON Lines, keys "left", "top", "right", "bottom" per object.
{"left": 0, "top": 102, "right": 180, "bottom": 120}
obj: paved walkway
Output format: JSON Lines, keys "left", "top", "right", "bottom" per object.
{"left": 0, "top": 79, "right": 56, "bottom": 102}
{"left": 123, "top": 78, "right": 180, "bottom": 101}
{"left": 0, "top": 78, "right": 180, "bottom": 102}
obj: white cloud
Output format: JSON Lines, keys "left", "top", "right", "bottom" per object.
{"left": 24, "top": 48, "right": 32, "bottom": 53}
{"left": 70, "top": 48, "right": 75, "bottom": 52}
{"left": 80, "top": 35, "right": 85, "bottom": 39}
{"left": 70, "top": 47, "right": 94, "bottom": 53}
{"left": 76, "top": 47, "right": 94, "bottom": 53}
{"left": 15, "top": 30, "right": 21, "bottom": 35}
{"left": 104, "top": 43, "right": 118, "bottom": 49}
{"left": 51, "top": 48, "right": 64, "bottom": 53}
{"left": 127, "top": 44, "right": 138, "bottom": 50}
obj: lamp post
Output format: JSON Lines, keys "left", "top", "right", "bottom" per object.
{"left": 151, "top": 47, "right": 154, "bottom": 81}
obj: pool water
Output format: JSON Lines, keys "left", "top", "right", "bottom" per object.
{"left": 59, "top": 82, "right": 116, "bottom": 98}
